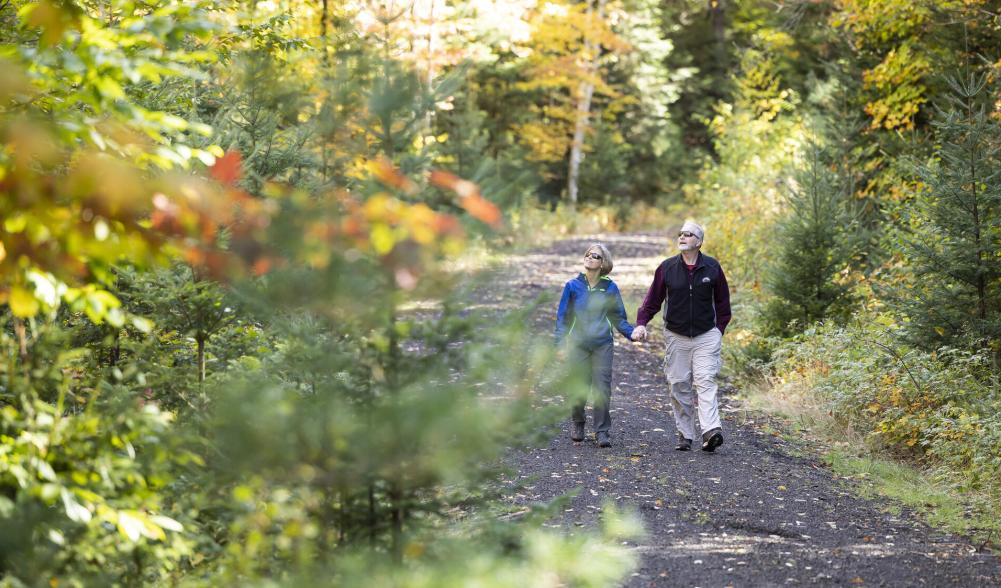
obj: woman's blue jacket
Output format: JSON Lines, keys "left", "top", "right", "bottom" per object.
{"left": 554, "top": 274, "right": 634, "bottom": 349}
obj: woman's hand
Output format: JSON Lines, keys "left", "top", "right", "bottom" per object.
{"left": 632, "top": 325, "right": 648, "bottom": 341}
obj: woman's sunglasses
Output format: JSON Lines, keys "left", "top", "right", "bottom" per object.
{"left": 585, "top": 252, "right": 603, "bottom": 260}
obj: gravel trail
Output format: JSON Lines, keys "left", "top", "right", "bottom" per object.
{"left": 494, "top": 233, "right": 1000, "bottom": 588}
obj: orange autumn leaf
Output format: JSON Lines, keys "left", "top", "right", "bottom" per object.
{"left": 184, "top": 247, "right": 206, "bottom": 266}
{"left": 460, "top": 193, "right": 502, "bottom": 228}
{"left": 428, "top": 170, "right": 477, "bottom": 198}
{"left": 252, "top": 256, "right": 275, "bottom": 276}
{"left": 433, "top": 214, "right": 461, "bottom": 236}
{"left": 368, "top": 157, "right": 417, "bottom": 194}
{"left": 429, "top": 170, "right": 502, "bottom": 228}
{"left": 210, "top": 150, "right": 242, "bottom": 186}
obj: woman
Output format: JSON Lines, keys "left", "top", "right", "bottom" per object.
{"left": 554, "top": 243, "right": 636, "bottom": 447}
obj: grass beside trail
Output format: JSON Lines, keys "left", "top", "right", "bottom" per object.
{"left": 737, "top": 380, "right": 1000, "bottom": 555}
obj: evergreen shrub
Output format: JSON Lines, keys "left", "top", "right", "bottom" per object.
{"left": 770, "top": 315, "right": 1001, "bottom": 514}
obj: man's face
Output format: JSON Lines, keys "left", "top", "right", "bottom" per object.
{"left": 677, "top": 230, "right": 701, "bottom": 252}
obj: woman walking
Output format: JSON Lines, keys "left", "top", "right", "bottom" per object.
{"left": 554, "top": 243, "right": 636, "bottom": 447}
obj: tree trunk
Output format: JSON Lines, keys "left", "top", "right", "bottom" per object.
{"left": 424, "top": 0, "right": 438, "bottom": 139}
{"left": 709, "top": 0, "right": 727, "bottom": 66}
{"left": 14, "top": 318, "right": 27, "bottom": 363}
{"left": 567, "top": 83, "right": 595, "bottom": 208}
{"left": 196, "top": 334, "right": 206, "bottom": 384}
{"left": 567, "top": 0, "right": 605, "bottom": 207}
{"left": 320, "top": 0, "right": 328, "bottom": 40}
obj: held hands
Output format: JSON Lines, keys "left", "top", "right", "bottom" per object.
{"left": 632, "top": 325, "right": 648, "bottom": 342}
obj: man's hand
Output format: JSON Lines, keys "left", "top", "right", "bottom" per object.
{"left": 632, "top": 325, "right": 647, "bottom": 341}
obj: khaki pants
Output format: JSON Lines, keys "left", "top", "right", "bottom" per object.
{"left": 663, "top": 328, "right": 722, "bottom": 441}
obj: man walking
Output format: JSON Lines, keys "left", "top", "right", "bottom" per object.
{"left": 631, "top": 221, "right": 731, "bottom": 452}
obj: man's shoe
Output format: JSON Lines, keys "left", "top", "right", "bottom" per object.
{"left": 675, "top": 435, "right": 692, "bottom": 451}
{"left": 571, "top": 422, "right": 585, "bottom": 442}
{"left": 701, "top": 428, "right": 724, "bottom": 452}
{"left": 596, "top": 431, "right": 612, "bottom": 448}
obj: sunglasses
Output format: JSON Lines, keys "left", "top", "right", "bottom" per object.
{"left": 678, "top": 231, "right": 697, "bottom": 238}
{"left": 585, "top": 252, "right": 603, "bottom": 260}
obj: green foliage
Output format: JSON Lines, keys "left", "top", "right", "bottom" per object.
{"left": 578, "top": 119, "right": 631, "bottom": 204}
{"left": 0, "top": 2, "right": 648, "bottom": 585}
{"left": 160, "top": 153, "right": 638, "bottom": 583}
{"left": 4, "top": 0, "right": 1001, "bottom": 582}
{"left": 762, "top": 144, "right": 857, "bottom": 337}
{"left": 9, "top": 0, "right": 221, "bottom": 169}
{"left": 433, "top": 83, "right": 540, "bottom": 217}
{"left": 114, "top": 263, "right": 243, "bottom": 398}
{"left": 888, "top": 73, "right": 1001, "bottom": 365}
{"left": 692, "top": 46, "right": 806, "bottom": 297}
{"left": 0, "top": 320, "right": 195, "bottom": 587}
{"left": 770, "top": 315, "right": 1001, "bottom": 531}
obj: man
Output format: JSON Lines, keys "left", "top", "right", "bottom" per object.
{"left": 632, "top": 220, "right": 731, "bottom": 452}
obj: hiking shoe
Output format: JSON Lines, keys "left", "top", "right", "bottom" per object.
{"left": 701, "top": 428, "right": 724, "bottom": 452}
{"left": 571, "top": 422, "right": 585, "bottom": 442}
{"left": 596, "top": 431, "right": 612, "bottom": 448}
{"left": 675, "top": 435, "right": 692, "bottom": 451}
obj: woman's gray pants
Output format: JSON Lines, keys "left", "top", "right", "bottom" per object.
{"left": 568, "top": 342, "right": 613, "bottom": 433}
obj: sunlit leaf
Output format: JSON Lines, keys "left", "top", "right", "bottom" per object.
{"left": 62, "top": 490, "right": 92, "bottom": 523}
{"left": 117, "top": 511, "right": 143, "bottom": 542}
{"left": 9, "top": 285, "right": 40, "bottom": 318}
{"left": 149, "top": 515, "right": 184, "bottom": 533}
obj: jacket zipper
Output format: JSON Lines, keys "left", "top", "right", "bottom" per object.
{"left": 688, "top": 268, "right": 694, "bottom": 337}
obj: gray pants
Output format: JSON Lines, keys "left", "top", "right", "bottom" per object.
{"left": 663, "top": 328, "right": 723, "bottom": 441}
{"left": 568, "top": 342, "right": 614, "bottom": 433}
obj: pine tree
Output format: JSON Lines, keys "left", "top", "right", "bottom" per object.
{"left": 763, "top": 143, "right": 856, "bottom": 337}
{"left": 895, "top": 72, "right": 1001, "bottom": 365}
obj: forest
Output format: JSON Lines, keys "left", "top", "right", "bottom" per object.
{"left": 1, "top": 0, "right": 999, "bottom": 585}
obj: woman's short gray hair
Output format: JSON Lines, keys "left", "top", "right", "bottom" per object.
{"left": 585, "top": 243, "right": 614, "bottom": 275}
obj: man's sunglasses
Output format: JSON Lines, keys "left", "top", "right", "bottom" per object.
{"left": 678, "top": 231, "right": 697, "bottom": 238}
{"left": 585, "top": 252, "right": 603, "bottom": 260}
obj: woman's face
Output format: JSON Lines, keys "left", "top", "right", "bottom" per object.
{"left": 583, "top": 248, "right": 603, "bottom": 271}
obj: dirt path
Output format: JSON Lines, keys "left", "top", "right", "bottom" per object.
{"left": 493, "top": 233, "right": 1000, "bottom": 587}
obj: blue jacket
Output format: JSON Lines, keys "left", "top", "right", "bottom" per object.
{"left": 555, "top": 274, "right": 635, "bottom": 349}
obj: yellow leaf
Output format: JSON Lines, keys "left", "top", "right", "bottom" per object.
{"left": 9, "top": 285, "right": 39, "bottom": 318}
{"left": 22, "top": 0, "right": 75, "bottom": 46}
{"left": 370, "top": 224, "right": 395, "bottom": 255}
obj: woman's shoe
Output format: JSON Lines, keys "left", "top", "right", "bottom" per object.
{"left": 596, "top": 431, "right": 612, "bottom": 448}
{"left": 571, "top": 422, "right": 585, "bottom": 442}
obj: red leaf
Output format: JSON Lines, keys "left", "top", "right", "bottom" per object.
{"left": 210, "top": 151, "right": 242, "bottom": 186}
